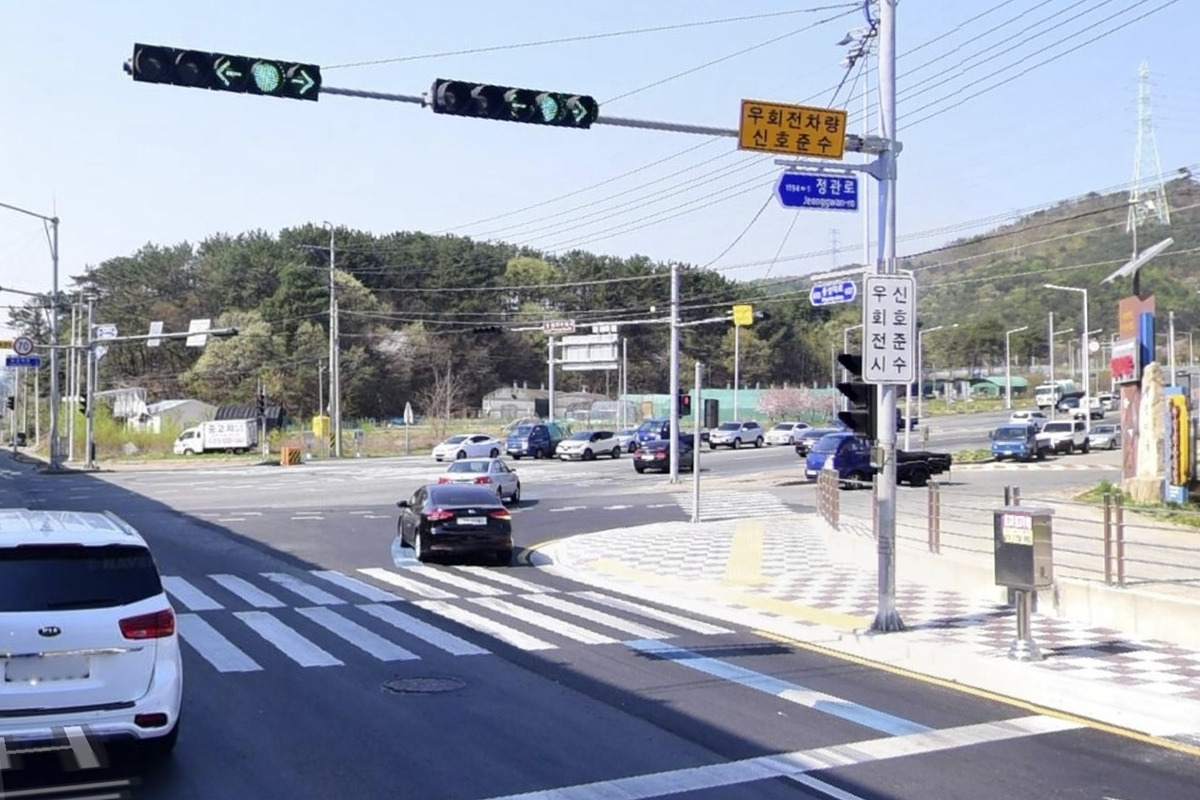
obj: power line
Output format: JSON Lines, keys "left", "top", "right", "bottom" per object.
{"left": 324, "top": 5, "right": 861, "bottom": 70}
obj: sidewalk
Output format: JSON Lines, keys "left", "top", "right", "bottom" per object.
{"left": 527, "top": 514, "right": 1200, "bottom": 746}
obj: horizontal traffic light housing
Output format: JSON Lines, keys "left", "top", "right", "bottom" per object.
{"left": 430, "top": 79, "right": 599, "bottom": 129}
{"left": 129, "top": 44, "right": 321, "bottom": 101}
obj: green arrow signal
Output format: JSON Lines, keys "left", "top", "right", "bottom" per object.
{"left": 289, "top": 68, "right": 315, "bottom": 95}
{"left": 215, "top": 59, "right": 242, "bottom": 87}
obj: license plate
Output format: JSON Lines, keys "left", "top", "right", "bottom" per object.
{"left": 5, "top": 655, "right": 90, "bottom": 683}
{"left": 457, "top": 517, "right": 487, "bottom": 526}
{"left": 640, "top": 453, "right": 656, "bottom": 461}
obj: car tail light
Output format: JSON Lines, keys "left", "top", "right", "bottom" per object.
{"left": 120, "top": 608, "right": 175, "bottom": 640}
{"left": 654, "top": 451, "right": 666, "bottom": 460}
{"left": 134, "top": 712, "right": 170, "bottom": 728}
{"left": 427, "top": 509, "right": 455, "bottom": 521}
{"left": 473, "top": 476, "right": 493, "bottom": 484}
{"left": 437, "top": 476, "right": 451, "bottom": 484}
{"left": 488, "top": 509, "right": 511, "bottom": 520}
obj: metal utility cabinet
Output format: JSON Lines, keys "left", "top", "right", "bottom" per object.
{"left": 993, "top": 506, "right": 1054, "bottom": 661}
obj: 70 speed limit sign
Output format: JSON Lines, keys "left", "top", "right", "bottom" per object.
{"left": 12, "top": 337, "right": 33, "bottom": 356}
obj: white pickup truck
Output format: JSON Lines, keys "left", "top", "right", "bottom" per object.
{"left": 1040, "top": 420, "right": 1090, "bottom": 455}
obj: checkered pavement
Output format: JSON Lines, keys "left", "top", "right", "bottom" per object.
{"left": 547, "top": 519, "right": 1200, "bottom": 701}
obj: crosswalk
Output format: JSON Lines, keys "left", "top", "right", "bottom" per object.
{"left": 673, "top": 489, "right": 794, "bottom": 521}
{"left": 164, "top": 566, "right": 733, "bottom": 673}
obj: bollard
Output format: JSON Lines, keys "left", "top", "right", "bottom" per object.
{"left": 928, "top": 481, "right": 941, "bottom": 554}
{"left": 1115, "top": 493, "right": 1126, "bottom": 587}
{"left": 1102, "top": 493, "right": 1113, "bottom": 585}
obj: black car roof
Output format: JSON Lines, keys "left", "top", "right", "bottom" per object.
{"left": 427, "top": 485, "right": 503, "bottom": 506}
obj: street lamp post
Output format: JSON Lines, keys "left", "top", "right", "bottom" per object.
{"left": 1005, "top": 326, "right": 1029, "bottom": 410}
{"left": 916, "top": 324, "right": 956, "bottom": 425}
{"left": 1044, "top": 284, "right": 1090, "bottom": 436}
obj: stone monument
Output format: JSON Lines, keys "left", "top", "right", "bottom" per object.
{"left": 1124, "top": 360, "right": 1165, "bottom": 502}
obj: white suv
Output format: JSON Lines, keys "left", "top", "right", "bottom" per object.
{"left": 708, "top": 421, "right": 765, "bottom": 449}
{"left": 0, "top": 510, "right": 182, "bottom": 761}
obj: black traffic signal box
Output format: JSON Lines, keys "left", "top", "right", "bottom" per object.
{"left": 836, "top": 353, "right": 877, "bottom": 439}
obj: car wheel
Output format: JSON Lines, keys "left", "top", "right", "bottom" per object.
{"left": 709, "top": 443, "right": 717, "bottom": 450}
{"left": 512, "top": 453, "right": 522, "bottom": 460}
{"left": 510, "top": 482, "right": 521, "bottom": 504}
{"left": 634, "top": 464, "right": 645, "bottom": 473}
{"left": 414, "top": 530, "right": 431, "bottom": 563}
{"left": 1082, "top": 440, "right": 1090, "bottom": 454}
{"left": 456, "top": 450, "right": 468, "bottom": 460}
{"left": 909, "top": 469, "right": 929, "bottom": 488}
{"left": 845, "top": 470, "right": 868, "bottom": 490}
{"left": 140, "top": 717, "right": 180, "bottom": 759}
{"left": 489, "top": 448, "right": 500, "bottom": 458}
{"left": 732, "top": 439, "right": 741, "bottom": 449}
{"left": 583, "top": 448, "right": 595, "bottom": 461}
{"left": 491, "top": 548, "right": 512, "bottom": 567}
{"left": 754, "top": 437, "right": 763, "bottom": 448}
{"left": 1109, "top": 440, "right": 1116, "bottom": 450}
{"left": 611, "top": 447, "right": 620, "bottom": 459}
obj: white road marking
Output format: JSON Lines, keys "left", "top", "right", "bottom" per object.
{"left": 162, "top": 576, "right": 224, "bottom": 612}
{"left": 646, "top": 503, "right": 676, "bottom": 508}
{"left": 549, "top": 506, "right": 587, "bottom": 512}
{"left": 290, "top": 515, "right": 324, "bottom": 521}
{"left": 235, "top": 611, "right": 343, "bottom": 667}
{"left": 453, "top": 566, "right": 556, "bottom": 593}
{"left": 310, "top": 570, "right": 401, "bottom": 602}
{"left": 524, "top": 594, "right": 670, "bottom": 639}
{"left": 408, "top": 566, "right": 509, "bottom": 596}
{"left": 471, "top": 715, "right": 1082, "bottom": 800}
{"left": 573, "top": 591, "right": 733, "bottom": 635}
{"left": 63, "top": 725, "right": 100, "bottom": 770}
{"left": 177, "top": 613, "right": 262, "bottom": 672}
{"left": 467, "top": 597, "right": 616, "bottom": 645}
{"left": 261, "top": 572, "right": 346, "bottom": 605}
{"left": 413, "top": 600, "right": 555, "bottom": 651}
{"left": 358, "top": 567, "right": 457, "bottom": 599}
{"left": 210, "top": 574, "right": 286, "bottom": 608}
{"left": 295, "top": 606, "right": 417, "bottom": 661}
{"left": 358, "top": 603, "right": 489, "bottom": 656}
{"left": 603, "top": 504, "right": 633, "bottom": 510}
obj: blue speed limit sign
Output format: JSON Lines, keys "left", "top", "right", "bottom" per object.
{"left": 12, "top": 337, "right": 33, "bottom": 356}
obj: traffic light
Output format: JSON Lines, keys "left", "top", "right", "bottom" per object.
{"left": 128, "top": 44, "right": 321, "bottom": 101}
{"left": 836, "top": 353, "right": 877, "bottom": 438}
{"left": 256, "top": 392, "right": 266, "bottom": 417}
{"left": 4, "top": 397, "right": 12, "bottom": 411}
{"left": 79, "top": 395, "right": 87, "bottom": 415}
{"left": 430, "top": 79, "right": 599, "bottom": 129}
{"left": 677, "top": 391, "right": 693, "bottom": 417}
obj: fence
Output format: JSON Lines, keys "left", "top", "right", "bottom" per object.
{"left": 814, "top": 469, "right": 1200, "bottom": 590}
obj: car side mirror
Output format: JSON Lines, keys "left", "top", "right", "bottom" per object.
{"left": 397, "top": 500, "right": 410, "bottom": 508}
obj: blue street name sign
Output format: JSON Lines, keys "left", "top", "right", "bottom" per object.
{"left": 5, "top": 355, "right": 41, "bottom": 368}
{"left": 776, "top": 171, "right": 859, "bottom": 211}
{"left": 809, "top": 280, "right": 857, "bottom": 306}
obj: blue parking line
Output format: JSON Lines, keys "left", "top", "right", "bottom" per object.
{"left": 627, "top": 639, "right": 931, "bottom": 737}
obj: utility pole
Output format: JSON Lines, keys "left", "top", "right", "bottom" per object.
{"left": 327, "top": 225, "right": 342, "bottom": 458}
{"left": 67, "top": 297, "right": 77, "bottom": 461}
{"left": 691, "top": 359, "right": 702, "bottom": 523}
{"left": 547, "top": 336, "right": 556, "bottom": 422}
{"left": 668, "top": 262, "right": 681, "bottom": 482}
{"left": 1169, "top": 310, "right": 1176, "bottom": 387}
{"left": 733, "top": 322, "right": 741, "bottom": 419}
{"left": 84, "top": 295, "right": 96, "bottom": 469}
{"left": 871, "top": 0, "right": 902, "bottom": 634}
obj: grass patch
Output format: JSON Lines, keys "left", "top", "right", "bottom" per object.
{"left": 953, "top": 448, "right": 991, "bottom": 463}
{"left": 1075, "top": 479, "right": 1200, "bottom": 529}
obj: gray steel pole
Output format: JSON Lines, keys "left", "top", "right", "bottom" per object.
{"left": 1048, "top": 312, "right": 1055, "bottom": 414}
{"left": 1082, "top": 290, "right": 1090, "bottom": 438}
{"left": 621, "top": 337, "right": 627, "bottom": 429}
{"left": 831, "top": 343, "right": 837, "bottom": 418}
{"left": 328, "top": 226, "right": 343, "bottom": 458}
{"left": 547, "top": 336, "right": 555, "bottom": 422}
{"left": 668, "top": 262, "right": 680, "bottom": 482}
{"left": 66, "top": 299, "right": 76, "bottom": 461}
{"left": 1168, "top": 310, "right": 1176, "bottom": 387}
{"left": 48, "top": 217, "right": 60, "bottom": 470}
{"left": 691, "top": 359, "right": 701, "bottom": 523}
{"left": 871, "top": 0, "right": 903, "bottom": 634}
{"left": 733, "top": 323, "right": 740, "bottom": 419}
{"left": 84, "top": 296, "right": 96, "bottom": 469}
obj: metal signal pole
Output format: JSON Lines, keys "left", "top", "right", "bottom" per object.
{"left": 668, "top": 262, "right": 681, "bottom": 482}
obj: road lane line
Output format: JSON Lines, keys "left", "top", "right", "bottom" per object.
{"left": 261, "top": 572, "right": 346, "bottom": 605}
{"left": 162, "top": 576, "right": 223, "bottom": 611}
{"left": 209, "top": 574, "right": 286, "bottom": 608}
{"left": 176, "top": 613, "right": 262, "bottom": 672}
{"left": 295, "top": 607, "right": 417, "bottom": 661}
{"left": 573, "top": 591, "right": 732, "bottom": 635}
{"left": 523, "top": 594, "right": 670, "bottom": 639}
{"left": 310, "top": 570, "right": 401, "bottom": 602}
{"left": 453, "top": 566, "right": 556, "bottom": 593}
{"left": 358, "top": 604, "right": 489, "bottom": 656}
{"left": 235, "top": 611, "right": 343, "bottom": 667}
{"left": 357, "top": 567, "right": 457, "bottom": 599}
{"left": 473, "top": 715, "right": 1081, "bottom": 800}
{"left": 407, "top": 566, "right": 510, "bottom": 596}
{"left": 466, "top": 597, "right": 616, "bottom": 645}
{"left": 412, "top": 600, "right": 556, "bottom": 651}
{"left": 723, "top": 520, "right": 769, "bottom": 586}
{"left": 62, "top": 726, "right": 100, "bottom": 770}
{"left": 627, "top": 639, "right": 929, "bottom": 736}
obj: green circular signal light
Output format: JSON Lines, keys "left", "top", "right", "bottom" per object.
{"left": 536, "top": 93, "right": 561, "bottom": 123}
{"left": 250, "top": 61, "right": 283, "bottom": 94}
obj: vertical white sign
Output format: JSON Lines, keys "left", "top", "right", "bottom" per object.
{"left": 147, "top": 320, "right": 164, "bottom": 348}
{"left": 185, "top": 318, "right": 211, "bottom": 348}
{"left": 863, "top": 274, "right": 917, "bottom": 383}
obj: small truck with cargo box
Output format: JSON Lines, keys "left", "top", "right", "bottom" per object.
{"left": 173, "top": 419, "right": 258, "bottom": 455}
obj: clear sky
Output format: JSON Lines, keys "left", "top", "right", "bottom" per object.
{"left": 1, "top": 0, "right": 1195, "bottom": 336}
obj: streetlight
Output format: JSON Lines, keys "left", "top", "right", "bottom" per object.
{"left": 0, "top": 201, "right": 60, "bottom": 470}
{"left": 1005, "top": 326, "right": 1029, "bottom": 410}
{"left": 1044, "top": 284, "right": 1090, "bottom": 436}
{"left": 916, "top": 324, "right": 957, "bottom": 425}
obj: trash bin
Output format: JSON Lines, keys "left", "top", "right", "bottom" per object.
{"left": 15, "top": 432, "right": 26, "bottom": 447}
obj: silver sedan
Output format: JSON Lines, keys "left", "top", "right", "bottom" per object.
{"left": 1088, "top": 423, "right": 1121, "bottom": 450}
{"left": 437, "top": 458, "right": 521, "bottom": 503}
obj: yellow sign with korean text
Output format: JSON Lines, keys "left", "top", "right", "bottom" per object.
{"left": 732, "top": 304, "right": 754, "bottom": 327}
{"left": 738, "top": 99, "right": 847, "bottom": 160}
{"left": 0, "top": 340, "right": 11, "bottom": 350}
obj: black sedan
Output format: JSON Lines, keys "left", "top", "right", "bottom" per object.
{"left": 633, "top": 437, "right": 695, "bottom": 473}
{"left": 397, "top": 484, "right": 513, "bottom": 564}
{"left": 794, "top": 427, "right": 840, "bottom": 457}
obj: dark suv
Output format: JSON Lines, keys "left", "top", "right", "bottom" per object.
{"left": 633, "top": 436, "right": 695, "bottom": 473}
{"left": 505, "top": 422, "right": 565, "bottom": 460}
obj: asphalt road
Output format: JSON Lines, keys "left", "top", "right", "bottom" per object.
{"left": 0, "top": 430, "right": 1181, "bottom": 800}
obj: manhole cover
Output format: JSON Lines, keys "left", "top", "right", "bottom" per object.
{"left": 383, "top": 676, "right": 466, "bottom": 694}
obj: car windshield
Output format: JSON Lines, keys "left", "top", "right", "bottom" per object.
{"left": 994, "top": 427, "right": 1028, "bottom": 441}
{"left": 512, "top": 426, "right": 534, "bottom": 437}
{"left": 0, "top": 544, "right": 163, "bottom": 612}
{"left": 1043, "top": 422, "right": 1071, "bottom": 432}
{"left": 811, "top": 435, "right": 845, "bottom": 454}
{"left": 636, "top": 420, "right": 663, "bottom": 433}
{"left": 444, "top": 435, "right": 468, "bottom": 444}
{"left": 717, "top": 422, "right": 739, "bottom": 431}
{"left": 447, "top": 461, "right": 488, "bottom": 473}
{"left": 619, "top": 429, "right": 636, "bottom": 436}
{"left": 428, "top": 486, "right": 501, "bottom": 507}
{"left": 1095, "top": 425, "right": 1118, "bottom": 434}
{"left": 773, "top": 424, "right": 794, "bottom": 431}
{"left": 568, "top": 431, "right": 592, "bottom": 441}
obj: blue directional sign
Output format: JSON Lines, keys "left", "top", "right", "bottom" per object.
{"left": 5, "top": 355, "right": 41, "bottom": 368}
{"left": 809, "top": 280, "right": 857, "bottom": 307}
{"left": 776, "top": 172, "right": 859, "bottom": 211}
